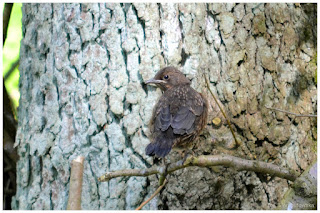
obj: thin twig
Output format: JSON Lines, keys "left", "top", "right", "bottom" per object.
{"left": 265, "top": 106, "right": 317, "bottom": 118}
{"left": 203, "top": 73, "right": 238, "bottom": 144}
{"left": 135, "top": 179, "right": 168, "bottom": 210}
{"left": 159, "top": 173, "right": 167, "bottom": 186}
{"left": 98, "top": 154, "right": 299, "bottom": 183}
{"left": 202, "top": 73, "right": 254, "bottom": 158}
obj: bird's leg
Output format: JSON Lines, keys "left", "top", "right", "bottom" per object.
{"left": 159, "top": 157, "right": 169, "bottom": 185}
{"left": 181, "top": 150, "right": 191, "bottom": 165}
{"left": 175, "top": 149, "right": 185, "bottom": 166}
{"left": 177, "top": 144, "right": 196, "bottom": 166}
{"left": 176, "top": 150, "right": 190, "bottom": 166}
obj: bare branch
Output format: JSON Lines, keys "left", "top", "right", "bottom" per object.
{"left": 136, "top": 179, "right": 168, "bottom": 210}
{"left": 67, "top": 156, "right": 85, "bottom": 210}
{"left": 98, "top": 154, "right": 299, "bottom": 183}
{"left": 265, "top": 106, "right": 317, "bottom": 118}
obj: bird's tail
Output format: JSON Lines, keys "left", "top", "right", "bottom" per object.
{"left": 145, "top": 131, "right": 175, "bottom": 158}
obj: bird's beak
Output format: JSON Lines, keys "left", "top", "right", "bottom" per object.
{"left": 145, "top": 78, "right": 166, "bottom": 85}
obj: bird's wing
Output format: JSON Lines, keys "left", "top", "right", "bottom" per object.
{"left": 153, "top": 88, "right": 204, "bottom": 135}
{"left": 171, "top": 91, "right": 204, "bottom": 135}
{"left": 171, "top": 106, "right": 196, "bottom": 134}
{"left": 154, "top": 104, "right": 196, "bottom": 135}
{"left": 154, "top": 105, "right": 171, "bottom": 131}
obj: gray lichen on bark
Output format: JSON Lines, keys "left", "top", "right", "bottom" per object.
{"left": 13, "top": 3, "right": 316, "bottom": 210}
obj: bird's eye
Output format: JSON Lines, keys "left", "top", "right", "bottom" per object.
{"left": 163, "top": 75, "right": 169, "bottom": 80}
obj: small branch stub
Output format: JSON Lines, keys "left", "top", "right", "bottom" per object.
{"left": 67, "top": 156, "right": 85, "bottom": 210}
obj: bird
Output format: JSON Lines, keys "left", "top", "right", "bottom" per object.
{"left": 145, "top": 66, "right": 208, "bottom": 159}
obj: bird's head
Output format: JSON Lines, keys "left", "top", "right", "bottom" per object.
{"left": 145, "top": 67, "right": 191, "bottom": 91}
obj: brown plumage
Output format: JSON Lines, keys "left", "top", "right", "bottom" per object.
{"left": 145, "top": 67, "right": 208, "bottom": 158}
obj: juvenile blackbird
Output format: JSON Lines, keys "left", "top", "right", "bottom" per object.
{"left": 145, "top": 67, "right": 208, "bottom": 158}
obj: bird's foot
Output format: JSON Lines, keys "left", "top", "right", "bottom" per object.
{"left": 159, "top": 158, "right": 169, "bottom": 185}
{"left": 177, "top": 151, "right": 192, "bottom": 166}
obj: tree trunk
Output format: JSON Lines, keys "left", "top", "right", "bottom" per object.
{"left": 13, "top": 3, "right": 316, "bottom": 210}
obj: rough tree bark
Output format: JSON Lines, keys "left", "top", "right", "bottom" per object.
{"left": 13, "top": 3, "right": 316, "bottom": 210}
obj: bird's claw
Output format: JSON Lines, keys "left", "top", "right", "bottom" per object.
{"left": 176, "top": 159, "right": 185, "bottom": 167}
{"left": 183, "top": 152, "right": 190, "bottom": 164}
{"left": 176, "top": 152, "right": 191, "bottom": 166}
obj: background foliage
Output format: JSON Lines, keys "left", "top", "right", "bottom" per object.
{"left": 3, "top": 3, "right": 22, "bottom": 109}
